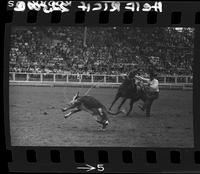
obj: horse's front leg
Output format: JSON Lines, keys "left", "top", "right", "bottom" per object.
{"left": 117, "top": 98, "right": 126, "bottom": 112}
{"left": 64, "top": 108, "right": 81, "bottom": 118}
{"left": 126, "top": 99, "right": 134, "bottom": 116}
{"left": 109, "top": 93, "right": 120, "bottom": 111}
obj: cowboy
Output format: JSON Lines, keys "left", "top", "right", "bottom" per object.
{"left": 135, "top": 72, "right": 159, "bottom": 117}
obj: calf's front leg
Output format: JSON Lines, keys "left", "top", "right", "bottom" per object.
{"left": 64, "top": 109, "right": 81, "bottom": 118}
{"left": 62, "top": 104, "right": 75, "bottom": 112}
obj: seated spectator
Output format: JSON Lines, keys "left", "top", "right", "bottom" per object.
{"left": 9, "top": 27, "right": 193, "bottom": 76}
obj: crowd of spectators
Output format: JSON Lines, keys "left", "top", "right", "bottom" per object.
{"left": 9, "top": 27, "right": 194, "bottom": 76}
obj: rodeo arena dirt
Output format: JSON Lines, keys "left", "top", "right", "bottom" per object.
{"left": 9, "top": 27, "right": 194, "bottom": 147}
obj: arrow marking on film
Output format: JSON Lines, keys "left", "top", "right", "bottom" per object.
{"left": 77, "top": 164, "right": 96, "bottom": 172}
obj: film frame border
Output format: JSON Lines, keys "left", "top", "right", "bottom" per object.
{"left": 2, "top": 1, "right": 200, "bottom": 173}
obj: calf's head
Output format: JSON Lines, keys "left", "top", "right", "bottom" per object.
{"left": 69, "top": 91, "right": 80, "bottom": 106}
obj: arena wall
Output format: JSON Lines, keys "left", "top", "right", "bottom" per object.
{"left": 9, "top": 81, "right": 193, "bottom": 90}
{"left": 9, "top": 72, "right": 193, "bottom": 90}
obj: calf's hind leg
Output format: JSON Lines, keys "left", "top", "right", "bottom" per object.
{"left": 94, "top": 110, "right": 109, "bottom": 130}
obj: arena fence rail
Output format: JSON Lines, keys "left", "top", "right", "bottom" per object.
{"left": 9, "top": 72, "right": 193, "bottom": 90}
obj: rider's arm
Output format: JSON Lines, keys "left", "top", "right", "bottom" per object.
{"left": 149, "top": 79, "right": 159, "bottom": 89}
{"left": 135, "top": 75, "right": 150, "bottom": 83}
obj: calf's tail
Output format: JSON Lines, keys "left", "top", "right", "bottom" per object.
{"left": 107, "top": 110, "right": 124, "bottom": 115}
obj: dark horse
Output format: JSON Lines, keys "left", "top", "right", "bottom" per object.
{"left": 109, "top": 72, "right": 146, "bottom": 116}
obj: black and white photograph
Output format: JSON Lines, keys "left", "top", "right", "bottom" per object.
{"left": 9, "top": 26, "right": 194, "bottom": 147}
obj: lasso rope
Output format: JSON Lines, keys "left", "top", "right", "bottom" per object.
{"left": 84, "top": 83, "right": 98, "bottom": 96}
{"left": 62, "top": 76, "right": 105, "bottom": 103}
{"left": 83, "top": 78, "right": 105, "bottom": 96}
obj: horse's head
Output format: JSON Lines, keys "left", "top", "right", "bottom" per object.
{"left": 128, "top": 69, "right": 139, "bottom": 79}
{"left": 127, "top": 71, "right": 137, "bottom": 86}
{"left": 128, "top": 72, "right": 134, "bottom": 79}
{"left": 122, "top": 75, "right": 136, "bottom": 90}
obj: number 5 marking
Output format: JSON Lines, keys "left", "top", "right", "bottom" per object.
{"left": 97, "top": 164, "right": 104, "bottom": 172}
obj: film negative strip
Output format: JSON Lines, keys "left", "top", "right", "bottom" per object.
{"left": 2, "top": 0, "right": 200, "bottom": 173}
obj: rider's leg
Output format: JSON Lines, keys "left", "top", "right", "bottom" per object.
{"left": 145, "top": 99, "right": 153, "bottom": 117}
{"left": 142, "top": 91, "right": 155, "bottom": 110}
{"left": 142, "top": 91, "right": 159, "bottom": 115}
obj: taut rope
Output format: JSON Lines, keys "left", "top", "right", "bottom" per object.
{"left": 83, "top": 78, "right": 105, "bottom": 96}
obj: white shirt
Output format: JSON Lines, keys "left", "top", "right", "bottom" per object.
{"left": 135, "top": 75, "right": 159, "bottom": 92}
{"left": 148, "top": 79, "right": 159, "bottom": 92}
